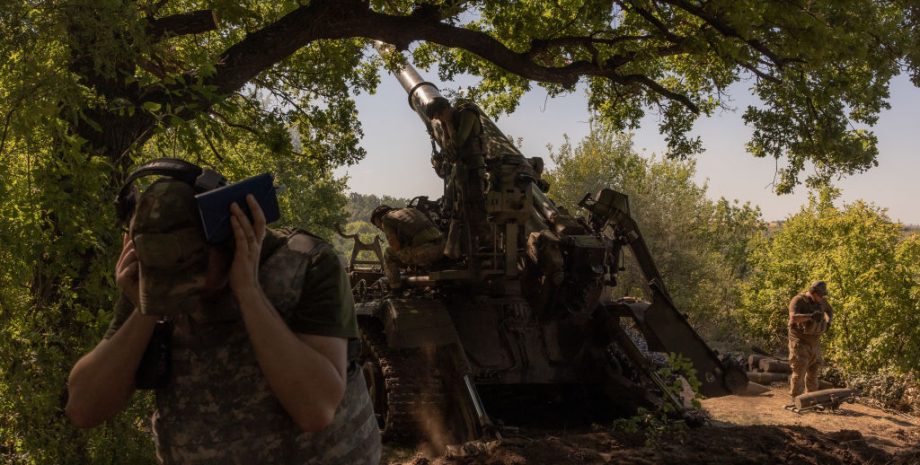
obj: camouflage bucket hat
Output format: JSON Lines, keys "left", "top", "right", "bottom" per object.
{"left": 130, "top": 178, "right": 210, "bottom": 316}
{"left": 809, "top": 280, "right": 829, "bottom": 297}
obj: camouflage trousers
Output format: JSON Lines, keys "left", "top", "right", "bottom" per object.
{"left": 384, "top": 241, "right": 444, "bottom": 289}
{"left": 788, "top": 339, "right": 823, "bottom": 398}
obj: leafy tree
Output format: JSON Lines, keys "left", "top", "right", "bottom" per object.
{"left": 0, "top": 121, "right": 348, "bottom": 464}
{"left": 2, "top": 0, "right": 916, "bottom": 198}
{"left": 343, "top": 192, "right": 413, "bottom": 225}
{"left": 1, "top": 0, "right": 918, "bottom": 462}
{"left": 331, "top": 193, "right": 411, "bottom": 263}
{"left": 544, "top": 127, "right": 763, "bottom": 343}
{"left": 740, "top": 189, "right": 920, "bottom": 374}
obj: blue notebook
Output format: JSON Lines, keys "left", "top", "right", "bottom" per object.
{"left": 195, "top": 173, "right": 281, "bottom": 243}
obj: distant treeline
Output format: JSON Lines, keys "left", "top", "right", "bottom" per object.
{"left": 332, "top": 192, "right": 412, "bottom": 262}
{"left": 344, "top": 192, "right": 412, "bottom": 225}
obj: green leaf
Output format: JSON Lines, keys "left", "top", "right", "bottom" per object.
{"left": 142, "top": 102, "right": 162, "bottom": 112}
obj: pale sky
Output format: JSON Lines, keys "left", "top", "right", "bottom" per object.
{"left": 340, "top": 70, "right": 920, "bottom": 225}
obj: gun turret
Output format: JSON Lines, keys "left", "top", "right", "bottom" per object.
{"left": 344, "top": 44, "right": 747, "bottom": 449}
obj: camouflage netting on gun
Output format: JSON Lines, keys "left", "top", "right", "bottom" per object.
{"left": 822, "top": 367, "right": 920, "bottom": 416}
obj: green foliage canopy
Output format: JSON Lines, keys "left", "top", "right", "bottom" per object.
{"left": 544, "top": 126, "right": 764, "bottom": 342}
{"left": 3, "top": 0, "right": 917, "bottom": 194}
{"left": 740, "top": 189, "right": 920, "bottom": 374}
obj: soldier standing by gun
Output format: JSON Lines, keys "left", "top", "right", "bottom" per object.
{"left": 788, "top": 280, "right": 834, "bottom": 398}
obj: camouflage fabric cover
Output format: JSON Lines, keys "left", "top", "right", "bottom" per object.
{"left": 153, "top": 230, "right": 380, "bottom": 464}
{"left": 130, "top": 178, "right": 210, "bottom": 316}
{"left": 789, "top": 339, "right": 823, "bottom": 397}
{"left": 431, "top": 102, "right": 483, "bottom": 168}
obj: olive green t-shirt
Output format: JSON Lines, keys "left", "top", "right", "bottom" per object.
{"left": 104, "top": 228, "right": 357, "bottom": 339}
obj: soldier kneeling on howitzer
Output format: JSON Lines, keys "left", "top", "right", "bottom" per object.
{"left": 788, "top": 280, "right": 834, "bottom": 398}
{"left": 371, "top": 205, "right": 445, "bottom": 294}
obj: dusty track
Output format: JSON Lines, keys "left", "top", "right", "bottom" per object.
{"left": 384, "top": 385, "right": 920, "bottom": 464}
{"left": 702, "top": 385, "right": 919, "bottom": 455}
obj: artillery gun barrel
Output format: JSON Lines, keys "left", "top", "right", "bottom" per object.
{"left": 374, "top": 42, "right": 450, "bottom": 130}
{"left": 375, "top": 42, "right": 567, "bottom": 209}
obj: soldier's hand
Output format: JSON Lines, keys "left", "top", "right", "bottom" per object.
{"left": 228, "top": 194, "right": 266, "bottom": 294}
{"left": 115, "top": 233, "right": 140, "bottom": 307}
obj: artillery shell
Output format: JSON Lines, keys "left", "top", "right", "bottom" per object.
{"left": 746, "top": 372, "right": 789, "bottom": 384}
{"left": 759, "top": 359, "right": 792, "bottom": 373}
{"left": 748, "top": 354, "right": 769, "bottom": 371}
{"left": 794, "top": 388, "right": 859, "bottom": 409}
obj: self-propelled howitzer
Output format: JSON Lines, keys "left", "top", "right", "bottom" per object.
{"left": 342, "top": 46, "right": 748, "bottom": 447}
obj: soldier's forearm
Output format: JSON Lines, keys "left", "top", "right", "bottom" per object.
{"left": 235, "top": 285, "right": 347, "bottom": 433}
{"left": 65, "top": 309, "right": 158, "bottom": 428}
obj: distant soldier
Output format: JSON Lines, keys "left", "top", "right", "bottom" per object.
{"left": 788, "top": 280, "right": 834, "bottom": 398}
{"left": 370, "top": 205, "right": 444, "bottom": 292}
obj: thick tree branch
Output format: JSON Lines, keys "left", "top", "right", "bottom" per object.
{"left": 528, "top": 34, "right": 655, "bottom": 59}
{"left": 195, "top": 0, "right": 691, "bottom": 100}
{"left": 122, "top": 0, "right": 718, "bottom": 155}
{"left": 146, "top": 10, "right": 219, "bottom": 42}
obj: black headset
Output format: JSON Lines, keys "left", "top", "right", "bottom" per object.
{"left": 115, "top": 158, "right": 228, "bottom": 224}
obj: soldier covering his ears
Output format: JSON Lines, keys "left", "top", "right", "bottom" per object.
{"left": 65, "top": 176, "right": 381, "bottom": 463}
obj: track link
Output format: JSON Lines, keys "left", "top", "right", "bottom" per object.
{"left": 359, "top": 320, "right": 447, "bottom": 442}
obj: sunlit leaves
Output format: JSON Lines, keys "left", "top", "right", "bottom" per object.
{"left": 399, "top": 0, "right": 915, "bottom": 191}
{"left": 544, "top": 125, "right": 763, "bottom": 342}
{"left": 740, "top": 189, "right": 920, "bottom": 374}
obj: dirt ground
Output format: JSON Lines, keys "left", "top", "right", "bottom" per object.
{"left": 383, "top": 384, "right": 920, "bottom": 465}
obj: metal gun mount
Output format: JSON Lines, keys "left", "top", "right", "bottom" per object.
{"left": 342, "top": 43, "right": 749, "bottom": 448}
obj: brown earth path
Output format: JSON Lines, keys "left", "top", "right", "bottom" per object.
{"left": 701, "top": 384, "right": 920, "bottom": 455}
{"left": 384, "top": 384, "right": 920, "bottom": 465}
